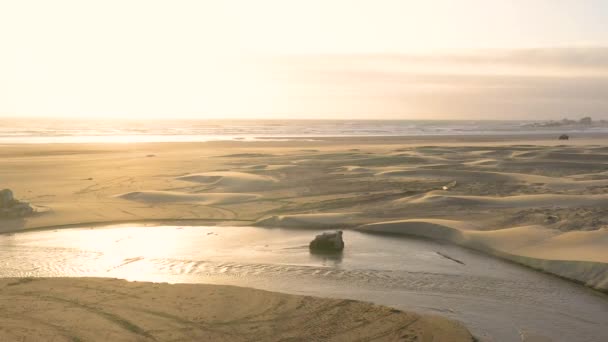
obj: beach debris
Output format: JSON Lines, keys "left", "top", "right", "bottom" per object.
{"left": 0, "top": 189, "right": 34, "bottom": 218}
{"left": 436, "top": 252, "right": 465, "bottom": 265}
{"left": 558, "top": 134, "right": 570, "bottom": 140}
{"left": 309, "top": 230, "right": 345, "bottom": 252}
{"left": 442, "top": 181, "right": 457, "bottom": 191}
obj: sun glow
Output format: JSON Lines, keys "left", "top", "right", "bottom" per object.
{"left": 2, "top": 0, "right": 608, "bottom": 119}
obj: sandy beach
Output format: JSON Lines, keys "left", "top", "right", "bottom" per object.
{"left": 2, "top": 135, "right": 608, "bottom": 289}
{"left": 2, "top": 134, "right": 608, "bottom": 340}
{"left": 0, "top": 277, "right": 471, "bottom": 341}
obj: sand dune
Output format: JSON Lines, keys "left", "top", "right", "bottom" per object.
{"left": 256, "top": 212, "right": 360, "bottom": 228}
{"left": 243, "top": 164, "right": 294, "bottom": 170}
{"left": 538, "top": 151, "right": 608, "bottom": 162}
{"left": 218, "top": 153, "right": 276, "bottom": 158}
{"left": 357, "top": 218, "right": 608, "bottom": 266}
{"left": 357, "top": 219, "right": 608, "bottom": 290}
{"left": 118, "top": 191, "right": 261, "bottom": 205}
{"left": 293, "top": 153, "right": 430, "bottom": 167}
{"left": 356, "top": 219, "right": 471, "bottom": 242}
{"left": 338, "top": 165, "right": 375, "bottom": 173}
{"left": 380, "top": 167, "right": 608, "bottom": 192}
{"left": 0, "top": 278, "right": 472, "bottom": 342}
{"left": 400, "top": 192, "right": 608, "bottom": 208}
{"left": 507, "top": 228, "right": 608, "bottom": 263}
{"left": 462, "top": 158, "right": 498, "bottom": 166}
{"left": 377, "top": 168, "right": 515, "bottom": 182}
{"left": 464, "top": 225, "right": 556, "bottom": 251}
{"left": 469, "top": 149, "right": 515, "bottom": 158}
{"left": 176, "top": 171, "right": 278, "bottom": 191}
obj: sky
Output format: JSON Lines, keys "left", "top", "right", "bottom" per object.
{"left": 1, "top": 0, "right": 608, "bottom": 120}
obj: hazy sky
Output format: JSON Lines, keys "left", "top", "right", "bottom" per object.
{"left": 2, "top": 0, "right": 608, "bottom": 119}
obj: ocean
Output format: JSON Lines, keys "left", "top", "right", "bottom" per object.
{"left": 0, "top": 119, "right": 604, "bottom": 143}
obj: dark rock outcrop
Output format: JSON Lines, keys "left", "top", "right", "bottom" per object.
{"left": 0, "top": 189, "right": 14, "bottom": 208}
{"left": 309, "top": 231, "right": 344, "bottom": 252}
{"left": 0, "top": 189, "right": 34, "bottom": 218}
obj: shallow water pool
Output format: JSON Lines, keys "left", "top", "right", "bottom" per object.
{"left": 1, "top": 225, "right": 607, "bottom": 342}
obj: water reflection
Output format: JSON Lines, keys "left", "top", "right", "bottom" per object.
{"left": 1, "top": 225, "right": 608, "bottom": 341}
{"left": 309, "top": 250, "right": 344, "bottom": 266}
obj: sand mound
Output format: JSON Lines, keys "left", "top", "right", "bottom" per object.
{"left": 505, "top": 228, "right": 608, "bottom": 263}
{"left": 118, "top": 191, "right": 260, "bottom": 205}
{"left": 512, "top": 173, "right": 608, "bottom": 191}
{"left": 377, "top": 169, "right": 515, "bottom": 183}
{"left": 569, "top": 171, "right": 608, "bottom": 180}
{"left": 338, "top": 166, "right": 375, "bottom": 173}
{"left": 469, "top": 149, "right": 515, "bottom": 158}
{"left": 356, "top": 219, "right": 476, "bottom": 242}
{"left": 357, "top": 219, "right": 608, "bottom": 291}
{"left": 401, "top": 193, "right": 608, "bottom": 209}
{"left": 255, "top": 213, "right": 360, "bottom": 228}
{"left": 0, "top": 278, "right": 472, "bottom": 342}
{"left": 176, "top": 172, "right": 278, "bottom": 191}
{"left": 512, "top": 150, "right": 545, "bottom": 158}
{"left": 466, "top": 227, "right": 608, "bottom": 290}
{"left": 218, "top": 153, "right": 275, "bottom": 158}
{"left": 543, "top": 152, "right": 608, "bottom": 162}
{"left": 498, "top": 159, "right": 607, "bottom": 175}
{"left": 464, "top": 225, "right": 556, "bottom": 251}
{"left": 377, "top": 167, "right": 608, "bottom": 192}
{"left": 295, "top": 153, "right": 430, "bottom": 167}
{"left": 243, "top": 164, "right": 293, "bottom": 171}
{"left": 463, "top": 159, "right": 498, "bottom": 166}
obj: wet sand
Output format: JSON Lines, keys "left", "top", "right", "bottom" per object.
{"left": 0, "top": 277, "right": 472, "bottom": 342}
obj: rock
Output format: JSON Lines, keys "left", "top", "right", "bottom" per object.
{"left": 558, "top": 134, "right": 569, "bottom": 140}
{"left": 0, "top": 189, "right": 14, "bottom": 208}
{"left": 309, "top": 231, "right": 344, "bottom": 252}
{"left": 11, "top": 202, "right": 34, "bottom": 217}
{"left": 0, "top": 189, "right": 35, "bottom": 218}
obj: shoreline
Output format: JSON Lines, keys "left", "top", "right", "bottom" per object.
{"left": 354, "top": 222, "right": 608, "bottom": 294}
{"left": 2, "top": 131, "right": 608, "bottom": 147}
{"left": 0, "top": 218, "right": 255, "bottom": 235}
